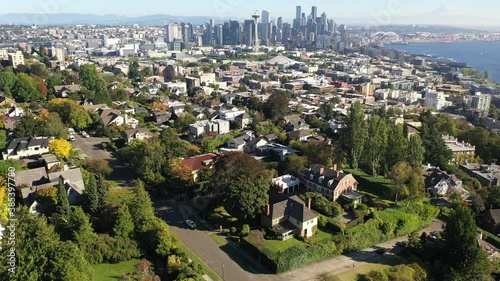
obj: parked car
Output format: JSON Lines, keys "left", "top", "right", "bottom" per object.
{"left": 69, "top": 135, "right": 75, "bottom": 141}
{"left": 68, "top": 128, "right": 75, "bottom": 135}
{"left": 185, "top": 220, "right": 196, "bottom": 229}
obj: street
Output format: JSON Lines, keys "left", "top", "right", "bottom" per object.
{"left": 153, "top": 198, "right": 445, "bottom": 281}
{"left": 71, "top": 133, "right": 136, "bottom": 187}
{"left": 153, "top": 199, "right": 284, "bottom": 281}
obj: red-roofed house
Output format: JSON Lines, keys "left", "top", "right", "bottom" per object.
{"left": 180, "top": 153, "right": 217, "bottom": 182}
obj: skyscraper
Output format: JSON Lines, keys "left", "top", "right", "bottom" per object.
{"left": 277, "top": 17, "right": 283, "bottom": 29}
{"left": 261, "top": 10, "right": 270, "bottom": 46}
{"left": 296, "top": 6, "right": 302, "bottom": 20}
{"left": 215, "top": 24, "right": 224, "bottom": 45}
{"left": 165, "top": 23, "right": 182, "bottom": 43}
{"left": 243, "top": 19, "right": 254, "bottom": 46}
{"left": 311, "top": 6, "right": 318, "bottom": 22}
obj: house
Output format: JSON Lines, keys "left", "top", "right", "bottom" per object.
{"left": 99, "top": 109, "right": 139, "bottom": 129}
{"left": 53, "top": 84, "right": 82, "bottom": 98}
{"left": 189, "top": 119, "right": 230, "bottom": 138}
{"left": 15, "top": 166, "right": 85, "bottom": 214}
{"left": 282, "top": 115, "right": 310, "bottom": 132}
{"left": 443, "top": 135, "right": 476, "bottom": 163}
{"left": 180, "top": 153, "right": 217, "bottom": 182}
{"left": 272, "top": 175, "right": 300, "bottom": 193}
{"left": 2, "top": 137, "right": 52, "bottom": 160}
{"left": 4, "top": 116, "right": 21, "bottom": 131}
{"left": 484, "top": 209, "right": 500, "bottom": 235}
{"left": 152, "top": 109, "right": 171, "bottom": 125}
{"left": 7, "top": 106, "right": 24, "bottom": 118}
{"left": 299, "top": 164, "right": 360, "bottom": 202}
{"left": 226, "top": 134, "right": 252, "bottom": 150}
{"left": 0, "top": 95, "right": 15, "bottom": 107}
{"left": 287, "top": 129, "right": 313, "bottom": 142}
{"left": 424, "top": 166, "right": 469, "bottom": 199}
{"left": 460, "top": 163, "right": 500, "bottom": 188}
{"left": 235, "top": 112, "right": 252, "bottom": 129}
{"left": 122, "top": 128, "right": 155, "bottom": 143}
{"left": 261, "top": 194, "right": 318, "bottom": 240}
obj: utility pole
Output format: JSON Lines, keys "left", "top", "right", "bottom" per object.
{"left": 222, "top": 264, "right": 225, "bottom": 280}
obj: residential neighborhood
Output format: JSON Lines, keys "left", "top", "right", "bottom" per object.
{"left": 0, "top": 3, "right": 499, "bottom": 281}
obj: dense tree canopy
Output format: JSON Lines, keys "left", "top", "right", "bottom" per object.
{"left": 12, "top": 73, "right": 41, "bottom": 102}
{"left": 211, "top": 153, "right": 273, "bottom": 219}
{"left": 343, "top": 102, "right": 367, "bottom": 169}
{"left": 47, "top": 99, "right": 92, "bottom": 130}
{"left": 262, "top": 92, "right": 290, "bottom": 121}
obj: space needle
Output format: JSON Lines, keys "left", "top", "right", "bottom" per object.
{"left": 252, "top": 11, "right": 260, "bottom": 52}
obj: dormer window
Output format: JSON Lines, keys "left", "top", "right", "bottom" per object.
{"left": 319, "top": 176, "right": 324, "bottom": 184}
{"left": 328, "top": 180, "right": 333, "bottom": 187}
{"left": 310, "top": 174, "right": 314, "bottom": 180}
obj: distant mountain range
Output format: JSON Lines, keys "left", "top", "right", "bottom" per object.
{"left": 0, "top": 13, "right": 232, "bottom": 26}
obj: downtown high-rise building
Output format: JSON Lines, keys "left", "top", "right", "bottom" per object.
{"left": 165, "top": 23, "right": 182, "bottom": 43}
{"left": 260, "top": 10, "right": 270, "bottom": 46}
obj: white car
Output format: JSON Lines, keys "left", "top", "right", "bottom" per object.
{"left": 185, "top": 220, "right": 196, "bottom": 229}
{"left": 69, "top": 135, "right": 75, "bottom": 141}
{"left": 68, "top": 128, "right": 75, "bottom": 135}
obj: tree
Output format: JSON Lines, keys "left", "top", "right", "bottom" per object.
{"left": 281, "top": 154, "right": 308, "bottom": 176}
{"left": 12, "top": 73, "right": 41, "bottom": 102}
{"left": 47, "top": 98, "right": 92, "bottom": 130}
{"left": 407, "top": 135, "right": 425, "bottom": 168}
{"left": 67, "top": 206, "right": 98, "bottom": 247}
{"left": 57, "top": 179, "right": 71, "bottom": 217}
{"left": 306, "top": 142, "right": 333, "bottom": 166}
{"left": 85, "top": 158, "right": 113, "bottom": 175}
{"left": 113, "top": 204, "right": 135, "bottom": 239}
{"left": 45, "top": 241, "right": 94, "bottom": 281}
{"left": 130, "top": 180, "right": 156, "bottom": 234}
{"left": 79, "top": 64, "right": 99, "bottom": 91}
{"left": 420, "top": 112, "right": 453, "bottom": 167}
{"left": 0, "top": 130, "right": 7, "bottom": 150}
{"left": 96, "top": 173, "right": 108, "bottom": 206}
{"left": 487, "top": 185, "right": 500, "bottom": 209}
{"left": 389, "top": 162, "right": 412, "bottom": 203}
{"left": 343, "top": 102, "right": 367, "bottom": 169}
{"left": 0, "top": 70, "right": 17, "bottom": 92}
{"left": 13, "top": 115, "right": 43, "bottom": 137}
{"left": 407, "top": 168, "right": 425, "bottom": 199}
{"left": 128, "top": 58, "right": 141, "bottom": 80}
{"left": 262, "top": 92, "right": 290, "bottom": 121}
{"left": 211, "top": 153, "right": 273, "bottom": 219}
{"left": 84, "top": 173, "right": 99, "bottom": 214}
{"left": 49, "top": 139, "right": 72, "bottom": 159}
{"left": 41, "top": 112, "right": 68, "bottom": 139}
{"left": 36, "top": 186, "right": 59, "bottom": 215}
{"left": 365, "top": 115, "right": 387, "bottom": 176}
{"left": 94, "top": 77, "right": 113, "bottom": 106}
{"left": 444, "top": 205, "right": 492, "bottom": 279}
{"left": 386, "top": 124, "right": 408, "bottom": 169}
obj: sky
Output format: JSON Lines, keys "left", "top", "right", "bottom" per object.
{"left": 3, "top": 0, "right": 500, "bottom": 26}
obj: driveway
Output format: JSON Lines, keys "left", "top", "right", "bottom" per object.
{"left": 153, "top": 199, "right": 284, "bottom": 281}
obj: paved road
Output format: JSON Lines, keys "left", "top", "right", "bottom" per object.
{"left": 72, "top": 134, "right": 136, "bottom": 187}
{"left": 153, "top": 199, "right": 284, "bottom": 281}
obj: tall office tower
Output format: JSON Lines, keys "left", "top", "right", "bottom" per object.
{"left": 301, "top": 13, "right": 307, "bottom": 26}
{"left": 311, "top": 6, "right": 318, "bottom": 23}
{"left": 252, "top": 12, "right": 260, "bottom": 50}
{"left": 229, "top": 20, "right": 241, "bottom": 45}
{"left": 182, "top": 23, "right": 191, "bottom": 42}
{"left": 261, "top": 10, "right": 270, "bottom": 46}
{"left": 243, "top": 19, "right": 254, "bottom": 46}
{"left": 204, "top": 22, "right": 214, "bottom": 45}
{"left": 339, "top": 24, "right": 347, "bottom": 42}
{"left": 296, "top": 6, "right": 302, "bottom": 20}
{"left": 277, "top": 17, "right": 283, "bottom": 29}
{"left": 215, "top": 24, "right": 224, "bottom": 45}
{"left": 210, "top": 19, "right": 215, "bottom": 27}
{"left": 282, "top": 23, "right": 291, "bottom": 43}
{"left": 165, "top": 23, "right": 182, "bottom": 42}
{"left": 327, "top": 19, "right": 335, "bottom": 34}
{"left": 319, "top": 12, "right": 327, "bottom": 34}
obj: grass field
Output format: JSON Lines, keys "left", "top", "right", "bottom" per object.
{"left": 93, "top": 259, "right": 140, "bottom": 281}
{"left": 343, "top": 168, "right": 393, "bottom": 199}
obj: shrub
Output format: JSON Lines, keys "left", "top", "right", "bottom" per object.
{"left": 240, "top": 224, "right": 250, "bottom": 237}
{"left": 299, "top": 192, "right": 342, "bottom": 218}
{"left": 230, "top": 227, "right": 237, "bottom": 235}
{"left": 353, "top": 210, "right": 364, "bottom": 219}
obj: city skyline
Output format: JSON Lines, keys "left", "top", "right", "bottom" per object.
{"left": 2, "top": 0, "right": 500, "bottom": 27}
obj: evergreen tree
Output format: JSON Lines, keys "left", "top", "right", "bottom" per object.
{"left": 130, "top": 180, "right": 156, "bottom": 234}
{"left": 420, "top": 112, "right": 453, "bottom": 167}
{"left": 344, "top": 101, "right": 367, "bottom": 169}
{"left": 84, "top": 173, "right": 99, "bottom": 214}
{"left": 444, "top": 206, "right": 492, "bottom": 279}
{"left": 45, "top": 241, "right": 94, "bottom": 281}
{"left": 113, "top": 204, "right": 135, "bottom": 238}
{"left": 96, "top": 173, "right": 108, "bottom": 206}
{"left": 407, "top": 135, "right": 425, "bottom": 168}
{"left": 365, "top": 115, "right": 387, "bottom": 176}
{"left": 56, "top": 178, "right": 71, "bottom": 217}
{"left": 386, "top": 124, "right": 408, "bottom": 169}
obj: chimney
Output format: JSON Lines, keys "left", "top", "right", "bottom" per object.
{"left": 333, "top": 164, "right": 338, "bottom": 171}
{"left": 319, "top": 167, "right": 325, "bottom": 175}
{"left": 266, "top": 204, "right": 270, "bottom": 216}
{"left": 307, "top": 197, "right": 312, "bottom": 209}
{"left": 336, "top": 170, "right": 340, "bottom": 178}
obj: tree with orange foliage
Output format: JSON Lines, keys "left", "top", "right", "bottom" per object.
{"left": 49, "top": 139, "right": 72, "bottom": 159}
{"left": 150, "top": 101, "right": 168, "bottom": 111}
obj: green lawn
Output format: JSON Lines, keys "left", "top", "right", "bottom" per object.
{"left": 93, "top": 259, "right": 140, "bottom": 281}
{"left": 311, "top": 228, "right": 335, "bottom": 244}
{"left": 263, "top": 237, "right": 305, "bottom": 254}
{"left": 178, "top": 243, "right": 222, "bottom": 281}
{"left": 333, "top": 255, "right": 404, "bottom": 281}
{"left": 344, "top": 168, "right": 393, "bottom": 199}
{"left": 210, "top": 233, "right": 228, "bottom": 246}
